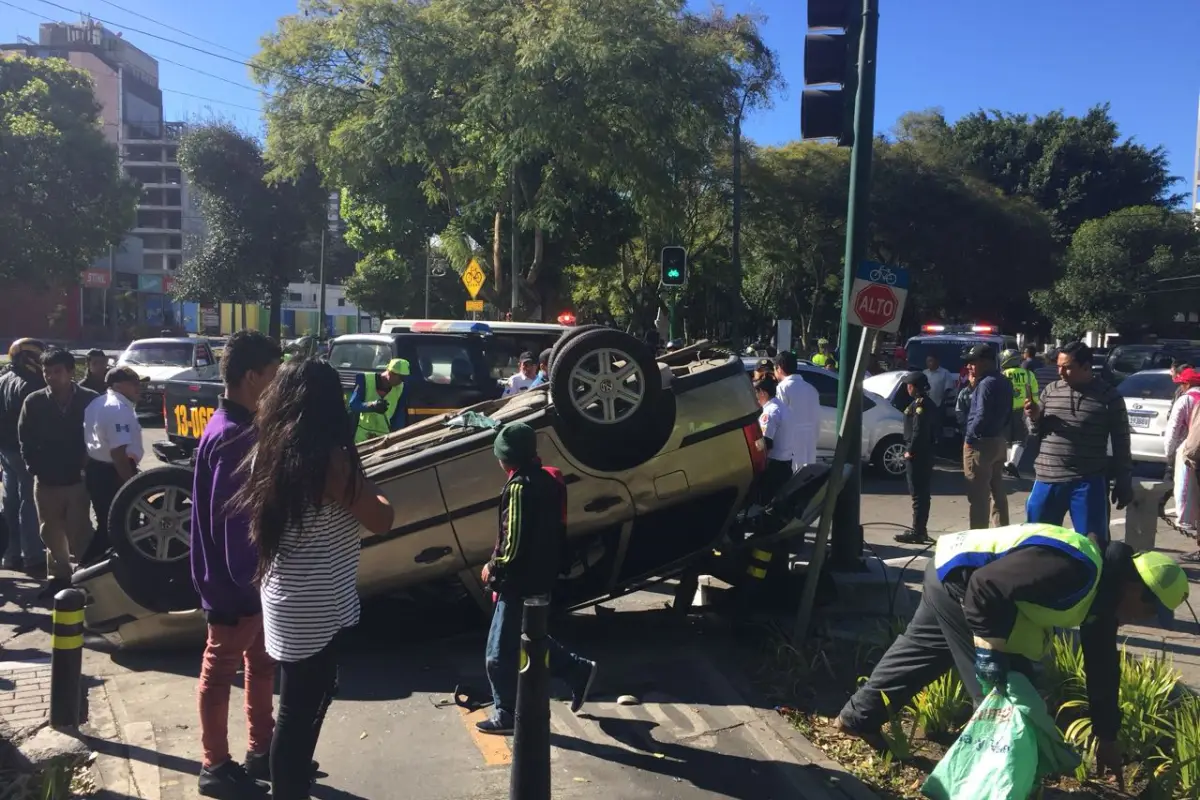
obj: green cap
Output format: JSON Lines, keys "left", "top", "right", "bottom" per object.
{"left": 493, "top": 422, "right": 538, "bottom": 465}
{"left": 386, "top": 358, "right": 410, "bottom": 377}
{"left": 1133, "top": 551, "right": 1189, "bottom": 628}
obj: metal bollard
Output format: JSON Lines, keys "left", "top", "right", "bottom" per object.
{"left": 49, "top": 588, "right": 86, "bottom": 728}
{"left": 509, "top": 596, "right": 551, "bottom": 800}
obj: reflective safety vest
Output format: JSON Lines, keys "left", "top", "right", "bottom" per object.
{"left": 1002, "top": 367, "right": 1039, "bottom": 409}
{"left": 933, "top": 523, "right": 1102, "bottom": 661}
{"left": 354, "top": 372, "right": 404, "bottom": 444}
{"left": 812, "top": 352, "right": 837, "bottom": 370}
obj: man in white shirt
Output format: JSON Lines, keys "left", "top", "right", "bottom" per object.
{"left": 773, "top": 352, "right": 820, "bottom": 472}
{"left": 923, "top": 354, "right": 954, "bottom": 408}
{"left": 83, "top": 367, "right": 144, "bottom": 561}
{"left": 753, "top": 377, "right": 794, "bottom": 504}
{"left": 502, "top": 352, "right": 539, "bottom": 396}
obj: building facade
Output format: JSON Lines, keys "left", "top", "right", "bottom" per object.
{"left": 1, "top": 20, "right": 203, "bottom": 342}
{"left": 177, "top": 283, "right": 374, "bottom": 337}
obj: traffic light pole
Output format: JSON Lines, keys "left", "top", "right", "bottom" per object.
{"left": 830, "top": 0, "right": 879, "bottom": 572}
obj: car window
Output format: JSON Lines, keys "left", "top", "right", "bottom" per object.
{"left": 482, "top": 334, "right": 560, "bottom": 380}
{"left": 903, "top": 341, "right": 970, "bottom": 373}
{"left": 196, "top": 344, "right": 214, "bottom": 367}
{"left": 1118, "top": 372, "right": 1176, "bottom": 401}
{"left": 801, "top": 371, "right": 839, "bottom": 408}
{"left": 1108, "top": 347, "right": 1155, "bottom": 375}
{"left": 118, "top": 342, "right": 193, "bottom": 367}
{"left": 412, "top": 342, "right": 476, "bottom": 386}
{"left": 329, "top": 342, "right": 392, "bottom": 371}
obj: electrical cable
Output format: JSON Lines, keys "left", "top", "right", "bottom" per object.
{"left": 90, "top": 0, "right": 250, "bottom": 58}
{"left": 162, "top": 88, "right": 260, "bottom": 113}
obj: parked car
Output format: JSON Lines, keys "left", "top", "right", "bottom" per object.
{"left": 1102, "top": 345, "right": 1199, "bottom": 386}
{"left": 75, "top": 328, "right": 828, "bottom": 648}
{"left": 743, "top": 358, "right": 907, "bottom": 477}
{"left": 116, "top": 337, "right": 219, "bottom": 415}
{"left": 863, "top": 369, "right": 959, "bottom": 442}
{"left": 1119, "top": 368, "right": 1176, "bottom": 464}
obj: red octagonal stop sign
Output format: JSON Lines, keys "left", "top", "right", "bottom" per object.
{"left": 853, "top": 282, "right": 899, "bottom": 329}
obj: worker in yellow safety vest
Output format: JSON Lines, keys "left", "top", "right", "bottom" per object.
{"left": 833, "top": 522, "right": 1190, "bottom": 786}
{"left": 1000, "top": 348, "right": 1038, "bottom": 479}
{"left": 811, "top": 338, "right": 837, "bottom": 371}
{"left": 349, "top": 358, "right": 411, "bottom": 443}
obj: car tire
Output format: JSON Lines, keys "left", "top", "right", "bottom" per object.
{"left": 871, "top": 435, "right": 907, "bottom": 479}
{"left": 549, "top": 328, "right": 671, "bottom": 472}
{"left": 107, "top": 466, "right": 199, "bottom": 613}
{"left": 547, "top": 324, "right": 607, "bottom": 373}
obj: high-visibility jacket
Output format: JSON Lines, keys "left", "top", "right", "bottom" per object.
{"left": 812, "top": 352, "right": 837, "bottom": 370}
{"left": 1002, "top": 367, "right": 1039, "bottom": 409}
{"left": 353, "top": 372, "right": 405, "bottom": 444}
{"left": 933, "top": 523, "right": 1102, "bottom": 661}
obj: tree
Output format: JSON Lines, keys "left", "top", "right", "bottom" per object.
{"left": 343, "top": 251, "right": 413, "bottom": 321}
{"left": 173, "top": 122, "right": 325, "bottom": 337}
{"left": 894, "top": 105, "right": 1181, "bottom": 241}
{"left": 252, "top": 0, "right": 768, "bottom": 318}
{"left": 0, "top": 55, "right": 138, "bottom": 285}
{"left": 1032, "top": 206, "right": 1200, "bottom": 337}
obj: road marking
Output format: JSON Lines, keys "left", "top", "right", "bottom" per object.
{"left": 458, "top": 706, "right": 512, "bottom": 766}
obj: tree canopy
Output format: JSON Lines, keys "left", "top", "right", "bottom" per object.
{"left": 173, "top": 121, "right": 326, "bottom": 337}
{"left": 0, "top": 55, "right": 138, "bottom": 286}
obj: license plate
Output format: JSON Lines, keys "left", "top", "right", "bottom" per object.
{"left": 172, "top": 404, "right": 213, "bottom": 439}
{"left": 1129, "top": 415, "right": 1152, "bottom": 430}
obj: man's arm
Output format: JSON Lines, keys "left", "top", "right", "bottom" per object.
{"left": 964, "top": 380, "right": 990, "bottom": 445}
{"left": 1079, "top": 606, "right": 1120, "bottom": 742}
{"left": 110, "top": 445, "right": 135, "bottom": 482}
{"left": 17, "top": 396, "right": 39, "bottom": 476}
{"left": 1107, "top": 389, "right": 1133, "bottom": 478}
{"left": 346, "top": 375, "right": 371, "bottom": 413}
{"left": 909, "top": 400, "right": 931, "bottom": 457}
{"left": 489, "top": 478, "right": 534, "bottom": 581}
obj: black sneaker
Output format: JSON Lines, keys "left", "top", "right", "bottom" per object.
{"left": 198, "top": 761, "right": 269, "bottom": 799}
{"left": 569, "top": 660, "right": 598, "bottom": 714}
{"left": 476, "top": 714, "right": 514, "bottom": 735}
{"left": 1003, "top": 463, "right": 1021, "bottom": 480}
{"left": 37, "top": 577, "right": 71, "bottom": 600}
{"left": 243, "top": 751, "right": 320, "bottom": 781}
{"left": 894, "top": 530, "right": 933, "bottom": 545}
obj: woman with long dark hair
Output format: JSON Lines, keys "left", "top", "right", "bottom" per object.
{"left": 234, "top": 358, "right": 393, "bottom": 800}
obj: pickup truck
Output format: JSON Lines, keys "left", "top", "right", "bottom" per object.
{"left": 153, "top": 319, "right": 567, "bottom": 462}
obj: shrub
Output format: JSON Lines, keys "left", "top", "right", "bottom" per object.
{"left": 909, "top": 670, "right": 971, "bottom": 737}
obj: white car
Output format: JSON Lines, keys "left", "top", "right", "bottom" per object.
{"left": 116, "top": 337, "right": 220, "bottom": 414}
{"left": 743, "top": 359, "right": 906, "bottom": 477}
{"left": 1119, "top": 368, "right": 1176, "bottom": 464}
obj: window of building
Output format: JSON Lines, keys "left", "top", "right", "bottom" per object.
{"left": 164, "top": 188, "right": 181, "bottom": 206}
{"left": 168, "top": 235, "right": 182, "bottom": 250}
{"left": 164, "top": 168, "right": 181, "bottom": 184}
{"left": 288, "top": 292, "right": 302, "bottom": 303}
{"left": 167, "top": 255, "right": 181, "bottom": 271}
{"left": 337, "top": 297, "right": 346, "bottom": 307}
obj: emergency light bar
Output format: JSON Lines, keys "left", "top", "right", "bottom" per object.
{"left": 409, "top": 321, "right": 492, "bottom": 334}
{"left": 920, "top": 323, "right": 998, "bottom": 335}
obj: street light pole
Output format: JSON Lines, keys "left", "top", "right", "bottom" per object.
{"left": 318, "top": 227, "right": 327, "bottom": 340}
{"left": 831, "top": 0, "right": 879, "bottom": 571}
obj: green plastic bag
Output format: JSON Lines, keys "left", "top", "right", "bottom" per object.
{"left": 923, "top": 673, "right": 1080, "bottom": 800}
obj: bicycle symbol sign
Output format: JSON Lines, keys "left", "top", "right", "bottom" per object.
{"left": 849, "top": 261, "right": 909, "bottom": 333}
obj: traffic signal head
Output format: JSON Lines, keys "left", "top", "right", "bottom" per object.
{"left": 661, "top": 246, "right": 687, "bottom": 288}
{"left": 801, "top": 0, "right": 859, "bottom": 145}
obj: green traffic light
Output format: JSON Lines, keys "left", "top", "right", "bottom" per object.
{"left": 667, "top": 269, "right": 680, "bottom": 278}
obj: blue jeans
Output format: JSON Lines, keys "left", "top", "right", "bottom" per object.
{"left": 0, "top": 448, "right": 41, "bottom": 566}
{"left": 1026, "top": 475, "right": 1110, "bottom": 545}
{"left": 485, "top": 593, "right": 588, "bottom": 716}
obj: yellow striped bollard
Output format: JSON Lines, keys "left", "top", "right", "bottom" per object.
{"left": 50, "top": 588, "right": 86, "bottom": 728}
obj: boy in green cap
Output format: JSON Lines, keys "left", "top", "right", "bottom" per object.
{"left": 477, "top": 422, "right": 598, "bottom": 735}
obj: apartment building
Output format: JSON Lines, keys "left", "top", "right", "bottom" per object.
{"left": 1, "top": 19, "right": 204, "bottom": 340}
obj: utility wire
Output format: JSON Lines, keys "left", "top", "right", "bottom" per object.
{"left": 163, "top": 88, "right": 260, "bottom": 113}
{"left": 90, "top": 0, "right": 250, "bottom": 58}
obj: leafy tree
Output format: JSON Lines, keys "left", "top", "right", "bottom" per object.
{"left": 0, "top": 55, "right": 138, "bottom": 285}
{"left": 1032, "top": 206, "right": 1200, "bottom": 338}
{"left": 343, "top": 251, "right": 413, "bottom": 321}
{"left": 174, "top": 122, "right": 325, "bottom": 337}
{"left": 252, "top": 0, "right": 767, "bottom": 319}
{"left": 893, "top": 105, "right": 1181, "bottom": 241}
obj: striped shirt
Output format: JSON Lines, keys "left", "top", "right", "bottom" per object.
{"left": 1030, "top": 378, "right": 1131, "bottom": 483}
{"left": 261, "top": 502, "right": 361, "bottom": 662}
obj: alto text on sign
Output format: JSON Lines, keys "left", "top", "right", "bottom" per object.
{"left": 847, "top": 262, "right": 909, "bottom": 334}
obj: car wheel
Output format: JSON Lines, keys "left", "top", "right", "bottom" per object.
{"left": 872, "top": 435, "right": 907, "bottom": 479}
{"left": 549, "top": 328, "right": 672, "bottom": 471}
{"left": 547, "top": 324, "right": 606, "bottom": 373}
{"left": 107, "top": 466, "right": 199, "bottom": 613}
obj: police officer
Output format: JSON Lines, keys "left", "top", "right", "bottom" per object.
{"left": 349, "top": 358, "right": 410, "bottom": 443}
{"left": 896, "top": 372, "right": 936, "bottom": 545}
{"left": 811, "top": 338, "right": 837, "bottom": 371}
{"left": 1000, "top": 348, "right": 1038, "bottom": 479}
{"left": 836, "top": 523, "right": 1189, "bottom": 786}
{"left": 82, "top": 366, "right": 144, "bottom": 563}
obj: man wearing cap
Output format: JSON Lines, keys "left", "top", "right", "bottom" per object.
{"left": 502, "top": 352, "right": 539, "bottom": 396}
{"left": 82, "top": 366, "right": 145, "bottom": 563}
{"left": 528, "top": 348, "right": 553, "bottom": 389}
{"left": 895, "top": 372, "right": 936, "bottom": 545}
{"left": 835, "top": 522, "right": 1189, "bottom": 786}
{"left": 1025, "top": 341, "right": 1132, "bottom": 546}
{"left": 348, "top": 358, "right": 411, "bottom": 443}
{"left": 962, "top": 344, "right": 1013, "bottom": 529}
{"left": 477, "top": 423, "right": 597, "bottom": 735}
{"left": 811, "top": 338, "right": 837, "bottom": 371}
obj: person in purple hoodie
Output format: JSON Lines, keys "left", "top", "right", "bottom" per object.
{"left": 190, "top": 330, "right": 282, "bottom": 799}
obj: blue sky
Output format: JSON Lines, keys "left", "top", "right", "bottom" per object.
{"left": 2, "top": 0, "right": 1198, "bottom": 187}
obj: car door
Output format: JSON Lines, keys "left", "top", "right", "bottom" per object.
{"left": 799, "top": 369, "right": 839, "bottom": 457}
{"left": 194, "top": 342, "right": 219, "bottom": 380}
{"left": 399, "top": 336, "right": 502, "bottom": 422}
